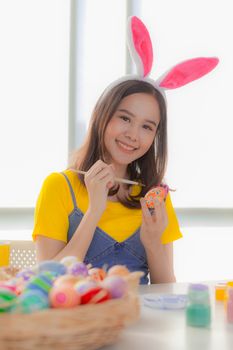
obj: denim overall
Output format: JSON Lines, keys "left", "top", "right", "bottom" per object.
{"left": 62, "top": 173, "right": 149, "bottom": 284}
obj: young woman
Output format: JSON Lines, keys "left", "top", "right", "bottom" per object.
{"left": 32, "top": 16, "right": 218, "bottom": 284}
{"left": 33, "top": 80, "right": 182, "bottom": 284}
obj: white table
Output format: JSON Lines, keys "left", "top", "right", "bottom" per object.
{"left": 105, "top": 281, "right": 233, "bottom": 350}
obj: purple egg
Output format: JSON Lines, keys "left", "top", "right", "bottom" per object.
{"left": 68, "top": 262, "right": 88, "bottom": 277}
{"left": 102, "top": 276, "right": 128, "bottom": 299}
{"left": 16, "top": 269, "right": 36, "bottom": 282}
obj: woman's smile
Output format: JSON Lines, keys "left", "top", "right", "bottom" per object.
{"left": 116, "top": 140, "right": 138, "bottom": 153}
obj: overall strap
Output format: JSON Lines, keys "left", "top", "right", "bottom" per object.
{"left": 60, "top": 172, "right": 77, "bottom": 209}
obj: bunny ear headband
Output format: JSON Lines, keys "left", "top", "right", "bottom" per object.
{"left": 104, "top": 16, "right": 219, "bottom": 99}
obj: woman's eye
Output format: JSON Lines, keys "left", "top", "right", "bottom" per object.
{"left": 143, "top": 125, "right": 153, "bottom": 131}
{"left": 120, "top": 116, "right": 130, "bottom": 122}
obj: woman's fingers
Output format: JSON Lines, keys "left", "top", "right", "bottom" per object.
{"left": 153, "top": 199, "right": 168, "bottom": 229}
{"left": 86, "top": 160, "right": 108, "bottom": 178}
{"left": 85, "top": 160, "right": 115, "bottom": 187}
{"left": 140, "top": 198, "right": 152, "bottom": 225}
{"left": 160, "top": 200, "right": 169, "bottom": 227}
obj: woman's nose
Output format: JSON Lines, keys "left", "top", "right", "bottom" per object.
{"left": 125, "top": 126, "right": 138, "bottom": 142}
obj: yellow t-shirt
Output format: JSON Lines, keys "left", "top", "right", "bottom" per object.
{"left": 32, "top": 170, "right": 182, "bottom": 244}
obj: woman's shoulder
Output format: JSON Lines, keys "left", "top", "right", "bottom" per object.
{"left": 42, "top": 171, "right": 67, "bottom": 188}
{"left": 42, "top": 169, "right": 82, "bottom": 187}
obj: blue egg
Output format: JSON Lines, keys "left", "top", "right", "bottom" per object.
{"left": 11, "top": 290, "right": 49, "bottom": 314}
{"left": 25, "top": 271, "right": 54, "bottom": 296}
{"left": 38, "top": 260, "right": 67, "bottom": 276}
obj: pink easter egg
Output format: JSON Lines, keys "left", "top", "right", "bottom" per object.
{"left": 49, "top": 285, "right": 81, "bottom": 308}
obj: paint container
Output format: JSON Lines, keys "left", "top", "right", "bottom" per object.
{"left": 186, "top": 283, "right": 211, "bottom": 327}
{"left": 226, "top": 287, "right": 233, "bottom": 323}
{"left": 215, "top": 282, "right": 227, "bottom": 301}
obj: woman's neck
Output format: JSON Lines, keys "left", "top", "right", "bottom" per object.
{"left": 112, "top": 164, "right": 128, "bottom": 179}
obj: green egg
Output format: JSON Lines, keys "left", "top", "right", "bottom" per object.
{"left": 0, "top": 288, "right": 17, "bottom": 313}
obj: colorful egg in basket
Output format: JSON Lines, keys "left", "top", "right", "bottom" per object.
{"left": 0, "top": 260, "right": 141, "bottom": 350}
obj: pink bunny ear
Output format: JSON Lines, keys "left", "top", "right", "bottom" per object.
{"left": 127, "top": 16, "right": 153, "bottom": 77}
{"left": 158, "top": 57, "right": 219, "bottom": 89}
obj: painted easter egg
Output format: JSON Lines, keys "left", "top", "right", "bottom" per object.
{"left": 145, "top": 186, "right": 168, "bottom": 209}
{"left": 0, "top": 283, "right": 18, "bottom": 295}
{"left": 25, "top": 271, "right": 54, "bottom": 296}
{"left": 0, "top": 288, "right": 17, "bottom": 313}
{"left": 88, "top": 267, "right": 106, "bottom": 282}
{"left": 68, "top": 261, "right": 88, "bottom": 277}
{"left": 74, "top": 280, "right": 97, "bottom": 295}
{"left": 60, "top": 256, "right": 79, "bottom": 267}
{"left": 101, "top": 276, "right": 128, "bottom": 299}
{"left": 11, "top": 290, "right": 49, "bottom": 314}
{"left": 53, "top": 275, "right": 83, "bottom": 288}
{"left": 16, "top": 268, "right": 36, "bottom": 282}
{"left": 74, "top": 280, "right": 110, "bottom": 304}
{"left": 79, "top": 285, "right": 110, "bottom": 304}
{"left": 38, "top": 260, "right": 67, "bottom": 276}
{"left": 107, "top": 265, "right": 130, "bottom": 277}
{"left": 49, "top": 284, "right": 81, "bottom": 308}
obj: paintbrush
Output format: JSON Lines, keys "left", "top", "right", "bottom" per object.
{"left": 70, "top": 169, "right": 145, "bottom": 187}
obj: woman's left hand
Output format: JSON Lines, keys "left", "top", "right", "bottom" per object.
{"left": 139, "top": 197, "right": 168, "bottom": 249}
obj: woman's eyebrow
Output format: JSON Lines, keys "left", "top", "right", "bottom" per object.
{"left": 117, "top": 108, "right": 157, "bottom": 127}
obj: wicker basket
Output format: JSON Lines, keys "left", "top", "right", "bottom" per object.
{"left": 0, "top": 272, "right": 142, "bottom": 350}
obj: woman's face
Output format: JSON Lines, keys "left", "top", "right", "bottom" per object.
{"left": 104, "top": 92, "right": 160, "bottom": 169}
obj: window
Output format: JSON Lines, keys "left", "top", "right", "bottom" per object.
{"left": 0, "top": 0, "right": 70, "bottom": 207}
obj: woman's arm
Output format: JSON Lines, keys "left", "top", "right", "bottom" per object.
{"left": 36, "top": 160, "right": 116, "bottom": 262}
{"left": 36, "top": 208, "right": 101, "bottom": 262}
{"left": 145, "top": 241, "right": 176, "bottom": 284}
{"left": 140, "top": 197, "right": 176, "bottom": 284}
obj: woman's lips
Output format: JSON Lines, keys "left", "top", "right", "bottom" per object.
{"left": 116, "top": 140, "right": 137, "bottom": 153}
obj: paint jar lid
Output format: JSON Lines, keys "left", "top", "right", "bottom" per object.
{"left": 188, "top": 283, "right": 210, "bottom": 304}
{"left": 143, "top": 293, "right": 188, "bottom": 310}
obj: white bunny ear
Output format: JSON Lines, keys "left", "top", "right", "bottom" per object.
{"left": 157, "top": 57, "right": 219, "bottom": 89}
{"left": 127, "top": 16, "right": 153, "bottom": 78}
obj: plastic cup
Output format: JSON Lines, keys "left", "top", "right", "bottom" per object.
{"left": 0, "top": 241, "right": 10, "bottom": 267}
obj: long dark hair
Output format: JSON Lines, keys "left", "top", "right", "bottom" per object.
{"left": 69, "top": 80, "right": 167, "bottom": 209}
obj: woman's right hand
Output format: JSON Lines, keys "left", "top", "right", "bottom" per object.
{"left": 84, "top": 160, "right": 116, "bottom": 215}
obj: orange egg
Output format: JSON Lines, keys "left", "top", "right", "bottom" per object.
{"left": 145, "top": 186, "right": 167, "bottom": 209}
{"left": 107, "top": 265, "right": 130, "bottom": 277}
{"left": 53, "top": 274, "right": 83, "bottom": 287}
{"left": 88, "top": 268, "right": 106, "bottom": 282}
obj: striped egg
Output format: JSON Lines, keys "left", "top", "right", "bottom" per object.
{"left": 25, "top": 271, "right": 54, "bottom": 296}
{"left": 11, "top": 290, "right": 49, "bottom": 314}
{"left": 0, "top": 288, "right": 17, "bottom": 313}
